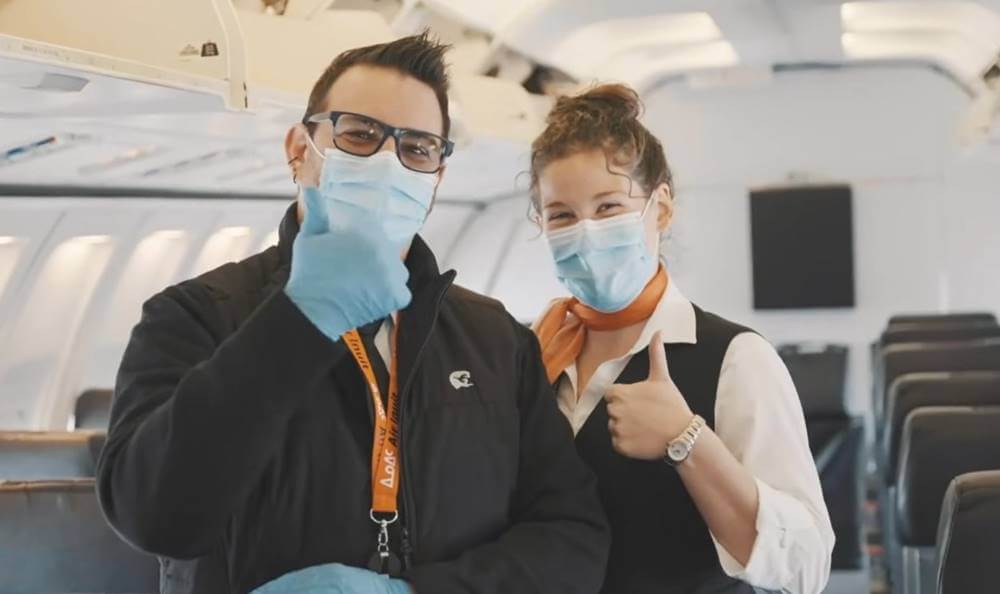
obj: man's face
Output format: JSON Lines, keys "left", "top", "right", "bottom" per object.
{"left": 286, "top": 64, "right": 446, "bottom": 190}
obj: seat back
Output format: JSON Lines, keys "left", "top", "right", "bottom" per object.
{"left": 809, "top": 417, "right": 866, "bottom": 571}
{"left": 935, "top": 470, "right": 1000, "bottom": 594}
{"left": 778, "top": 343, "right": 848, "bottom": 417}
{"left": 74, "top": 388, "right": 113, "bottom": 430}
{"left": 777, "top": 344, "right": 865, "bottom": 571}
{"left": 0, "top": 479, "right": 159, "bottom": 593}
{"left": 895, "top": 406, "right": 1000, "bottom": 547}
{"left": 0, "top": 431, "right": 102, "bottom": 480}
{"left": 876, "top": 338, "right": 1000, "bottom": 425}
{"left": 882, "top": 371, "right": 1000, "bottom": 484}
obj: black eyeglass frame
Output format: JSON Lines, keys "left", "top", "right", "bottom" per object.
{"left": 305, "top": 110, "right": 455, "bottom": 173}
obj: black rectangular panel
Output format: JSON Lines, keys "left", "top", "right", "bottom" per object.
{"left": 750, "top": 185, "right": 855, "bottom": 309}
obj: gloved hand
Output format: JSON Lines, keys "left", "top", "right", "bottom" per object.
{"left": 284, "top": 187, "right": 412, "bottom": 342}
{"left": 250, "top": 563, "right": 412, "bottom": 594}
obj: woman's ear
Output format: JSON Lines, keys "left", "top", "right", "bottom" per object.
{"left": 655, "top": 183, "right": 674, "bottom": 233}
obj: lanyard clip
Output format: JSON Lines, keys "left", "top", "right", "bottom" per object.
{"left": 368, "top": 510, "right": 401, "bottom": 575}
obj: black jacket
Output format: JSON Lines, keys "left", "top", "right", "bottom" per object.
{"left": 97, "top": 204, "right": 609, "bottom": 594}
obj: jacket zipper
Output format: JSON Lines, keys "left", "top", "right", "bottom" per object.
{"left": 397, "top": 278, "right": 454, "bottom": 566}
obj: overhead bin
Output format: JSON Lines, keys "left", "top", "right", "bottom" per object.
{"left": 0, "top": 0, "right": 247, "bottom": 109}
{"left": 450, "top": 74, "right": 546, "bottom": 144}
{"left": 238, "top": 9, "right": 394, "bottom": 109}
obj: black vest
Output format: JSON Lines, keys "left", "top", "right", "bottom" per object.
{"left": 573, "top": 305, "right": 757, "bottom": 594}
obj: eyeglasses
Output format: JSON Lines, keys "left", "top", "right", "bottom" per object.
{"left": 305, "top": 111, "right": 454, "bottom": 174}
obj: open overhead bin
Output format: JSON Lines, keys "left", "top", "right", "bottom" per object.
{"left": 238, "top": 9, "right": 394, "bottom": 109}
{"left": 0, "top": 0, "right": 247, "bottom": 110}
{"left": 449, "top": 74, "right": 545, "bottom": 144}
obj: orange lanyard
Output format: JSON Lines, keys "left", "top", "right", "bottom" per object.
{"left": 343, "top": 325, "right": 402, "bottom": 517}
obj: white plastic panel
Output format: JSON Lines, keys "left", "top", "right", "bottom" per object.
{"left": 0, "top": 0, "right": 244, "bottom": 107}
{"left": 0, "top": 197, "right": 292, "bottom": 430}
{"left": 841, "top": 1, "right": 1000, "bottom": 83}
{"left": 487, "top": 216, "right": 566, "bottom": 323}
{"left": 549, "top": 12, "right": 728, "bottom": 79}
{"left": 450, "top": 75, "right": 544, "bottom": 144}
{"left": 0, "top": 226, "right": 117, "bottom": 428}
{"left": 77, "top": 216, "right": 209, "bottom": 396}
{"left": 0, "top": 238, "right": 24, "bottom": 303}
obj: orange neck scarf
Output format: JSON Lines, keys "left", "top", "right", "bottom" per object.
{"left": 533, "top": 266, "right": 668, "bottom": 384}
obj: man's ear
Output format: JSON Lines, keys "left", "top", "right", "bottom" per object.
{"left": 285, "top": 123, "right": 310, "bottom": 173}
{"left": 655, "top": 183, "right": 674, "bottom": 233}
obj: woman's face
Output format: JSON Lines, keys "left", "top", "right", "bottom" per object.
{"left": 536, "top": 148, "right": 672, "bottom": 255}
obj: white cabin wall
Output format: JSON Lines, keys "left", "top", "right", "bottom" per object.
{"left": 0, "top": 198, "right": 291, "bottom": 429}
{"left": 637, "top": 67, "right": 998, "bottom": 413}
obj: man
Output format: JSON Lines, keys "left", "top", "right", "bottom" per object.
{"left": 97, "top": 33, "right": 609, "bottom": 594}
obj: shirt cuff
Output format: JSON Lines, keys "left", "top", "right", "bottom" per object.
{"left": 711, "top": 478, "right": 821, "bottom": 590}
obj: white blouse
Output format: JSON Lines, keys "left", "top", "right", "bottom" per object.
{"left": 552, "top": 283, "right": 835, "bottom": 594}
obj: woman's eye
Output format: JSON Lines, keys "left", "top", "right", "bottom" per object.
{"left": 596, "top": 203, "right": 623, "bottom": 214}
{"left": 547, "top": 212, "right": 571, "bottom": 222}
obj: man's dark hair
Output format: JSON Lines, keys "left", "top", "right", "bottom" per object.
{"left": 302, "top": 31, "right": 452, "bottom": 137}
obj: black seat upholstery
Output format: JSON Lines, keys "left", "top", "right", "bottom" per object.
{"left": 778, "top": 343, "right": 865, "bottom": 571}
{"left": 809, "top": 416, "right": 866, "bottom": 571}
{"left": 895, "top": 406, "right": 1000, "bottom": 547}
{"left": 874, "top": 338, "right": 1000, "bottom": 426}
{"left": 0, "top": 479, "right": 159, "bottom": 593}
{"left": 74, "top": 388, "right": 113, "bottom": 430}
{"left": 881, "top": 371, "right": 1000, "bottom": 484}
{"left": 778, "top": 343, "right": 848, "bottom": 417}
{"left": 935, "top": 470, "right": 1000, "bottom": 594}
{"left": 0, "top": 431, "right": 102, "bottom": 481}
{"left": 888, "top": 312, "right": 997, "bottom": 326}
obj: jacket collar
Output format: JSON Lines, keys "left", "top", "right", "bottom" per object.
{"left": 276, "top": 202, "right": 298, "bottom": 265}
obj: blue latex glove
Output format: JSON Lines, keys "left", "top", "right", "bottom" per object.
{"left": 250, "top": 563, "right": 412, "bottom": 594}
{"left": 284, "top": 187, "right": 412, "bottom": 342}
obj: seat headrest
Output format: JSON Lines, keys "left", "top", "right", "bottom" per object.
{"left": 888, "top": 312, "right": 997, "bottom": 327}
{"left": 880, "top": 324, "right": 1000, "bottom": 348}
{"left": 74, "top": 388, "right": 113, "bottom": 430}
{"left": 883, "top": 371, "right": 1000, "bottom": 484}
{"left": 936, "top": 470, "right": 1000, "bottom": 594}
{"left": 895, "top": 406, "right": 1000, "bottom": 546}
{"left": 0, "top": 431, "right": 103, "bottom": 481}
{"left": 0, "top": 479, "right": 159, "bottom": 593}
{"left": 777, "top": 343, "right": 848, "bottom": 417}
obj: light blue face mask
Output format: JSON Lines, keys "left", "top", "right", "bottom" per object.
{"left": 305, "top": 139, "right": 437, "bottom": 246}
{"left": 544, "top": 197, "right": 658, "bottom": 313}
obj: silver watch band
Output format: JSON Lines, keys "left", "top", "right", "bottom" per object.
{"left": 665, "top": 414, "right": 705, "bottom": 466}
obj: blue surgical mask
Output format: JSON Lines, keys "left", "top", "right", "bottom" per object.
{"left": 305, "top": 139, "right": 436, "bottom": 245}
{"left": 545, "top": 197, "right": 658, "bottom": 313}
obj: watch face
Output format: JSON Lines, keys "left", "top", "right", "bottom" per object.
{"left": 668, "top": 442, "right": 688, "bottom": 461}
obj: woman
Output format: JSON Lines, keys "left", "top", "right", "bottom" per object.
{"left": 529, "top": 84, "right": 834, "bottom": 594}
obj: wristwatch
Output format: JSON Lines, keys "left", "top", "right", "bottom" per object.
{"left": 664, "top": 414, "right": 706, "bottom": 467}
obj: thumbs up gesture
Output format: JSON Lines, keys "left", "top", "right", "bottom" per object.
{"left": 284, "top": 188, "right": 412, "bottom": 342}
{"left": 604, "top": 331, "right": 696, "bottom": 460}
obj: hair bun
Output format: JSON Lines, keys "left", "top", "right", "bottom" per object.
{"left": 546, "top": 83, "right": 643, "bottom": 126}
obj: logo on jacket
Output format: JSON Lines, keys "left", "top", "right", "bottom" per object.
{"left": 449, "top": 370, "right": 474, "bottom": 390}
